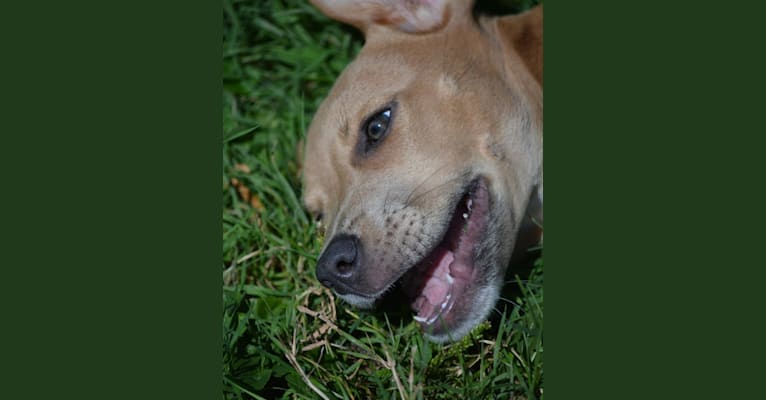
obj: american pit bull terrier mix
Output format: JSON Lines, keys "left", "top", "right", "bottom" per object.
{"left": 302, "top": 0, "right": 543, "bottom": 342}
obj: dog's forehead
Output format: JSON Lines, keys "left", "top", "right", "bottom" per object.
{"left": 307, "top": 40, "right": 486, "bottom": 144}
{"left": 346, "top": 40, "right": 467, "bottom": 84}
{"left": 332, "top": 48, "right": 418, "bottom": 104}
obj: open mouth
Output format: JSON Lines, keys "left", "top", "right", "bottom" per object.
{"left": 398, "top": 177, "right": 490, "bottom": 335}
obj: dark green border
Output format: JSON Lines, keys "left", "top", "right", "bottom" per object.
{"left": 3, "top": 0, "right": 763, "bottom": 398}
{"left": 548, "top": 1, "right": 764, "bottom": 398}
{"left": 2, "top": 1, "right": 221, "bottom": 398}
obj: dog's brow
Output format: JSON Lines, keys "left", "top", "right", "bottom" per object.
{"left": 454, "top": 58, "right": 478, "bottom": 84}
{"left": 340, "top": 119, "right": 349, "bottom": 138}
{"left": 336, "top": 106, "right": 350, "bottom": 138}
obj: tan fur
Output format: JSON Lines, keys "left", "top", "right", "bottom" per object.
{"left": 303, "top": 0, "right": 542, "bottom": 342}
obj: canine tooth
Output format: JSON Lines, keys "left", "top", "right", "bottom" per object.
{"left": 413, "top": 315, "right": 427, "bottom": 323}
{"left": 446, "top": 273, "right": 454, "bottom": 284}
{"left": 462, "top": 213, "right": 468, "bottom": 219}
{"left": 443, "top": 297, "right": 455, "bottom": 315}
{"left": 440, "top": 294, "right": 452, "bottom": 310}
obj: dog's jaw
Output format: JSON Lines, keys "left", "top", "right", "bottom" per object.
{"left": 397, "top": 176, "right": 508, "bottom": 342}
{"left": 328, "top": 176, "right": 510, "bottom": 343}
{"left": 426, "top": 279, "right": 501, "bottom": 343}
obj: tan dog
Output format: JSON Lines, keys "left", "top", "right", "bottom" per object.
{"left": 302, "top": 0, "right": 543, "bottom": 342}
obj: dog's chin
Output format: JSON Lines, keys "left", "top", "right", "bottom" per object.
{"left": 336, "top": 293, "right": 376, "bottom": 309}
{"left": 396, "top": 176, "right": 499, "bottom": 343}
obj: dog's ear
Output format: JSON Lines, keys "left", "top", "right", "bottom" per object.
{"left": 310, "top": 0, "right": 474, "bottom": 34}
{"left": 497, "top": 5, "right": 543, "bottom": 86}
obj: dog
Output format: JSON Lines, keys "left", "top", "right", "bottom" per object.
{"left": 301, "top": 0, "right": 543, "bottom": 343}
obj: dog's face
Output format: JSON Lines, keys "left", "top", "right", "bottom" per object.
{"left": 303, "top": 0, "right": 542, "bottom": 342}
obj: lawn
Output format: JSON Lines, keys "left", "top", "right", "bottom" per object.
{"left": 222, "top": 0, "right": 543, "bottom": 398}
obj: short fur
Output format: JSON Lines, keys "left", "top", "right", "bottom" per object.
{"left": 303, "top": 0, "right": 543, "bottom": 342}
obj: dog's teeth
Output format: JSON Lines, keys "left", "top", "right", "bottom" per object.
{"left": 440, "top": 294, "right": 452, "bottom": 310}
{"left": 413, "top": 315, "right": 428, "bottom": 323}
{"left": 467, "top": 199, "right": 473, "bottom": 211}
{"left": 462, "top": 213, "right": 468, "bottom": 219}
{"left": 446, "top": 273, "right": 454, "bottom": 284}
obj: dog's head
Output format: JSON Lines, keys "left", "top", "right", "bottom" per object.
{"left": 302, "top": 0, "right": 542, "bottom": 342}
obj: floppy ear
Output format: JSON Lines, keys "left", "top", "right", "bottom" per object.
{"left": 497, "top": 5, "right": 543, "bottom": 86}
{"left": 310, "top": 0, "right": 474, "bottom": 34}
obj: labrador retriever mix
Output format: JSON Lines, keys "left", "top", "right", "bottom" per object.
{"left": 302, "top": 0, "right": 542, "bottom": 342}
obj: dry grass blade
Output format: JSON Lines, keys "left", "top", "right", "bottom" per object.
{"left": 385, "top": 350, "right": 408, "bottom": 400}
{"left": 284, "top": 325, "right": 330, "bottom": 400}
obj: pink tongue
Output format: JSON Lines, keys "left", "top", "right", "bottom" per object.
{"left": 420, "top": 249, "right": 454, "bottom": 308}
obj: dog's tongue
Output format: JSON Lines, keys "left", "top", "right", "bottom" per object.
{"left": 413, "top": 248, "right": 454, "bottom": 317}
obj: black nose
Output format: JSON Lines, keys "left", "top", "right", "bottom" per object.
{"left": 315, "top": 234, "right": 360, "bottom": 294}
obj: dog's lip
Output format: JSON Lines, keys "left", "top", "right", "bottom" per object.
{"left": 327, "top": 279, "right": 380, "bottom": 300}
{"left": 398, "top": 177, "right": 491, "bottom": 332}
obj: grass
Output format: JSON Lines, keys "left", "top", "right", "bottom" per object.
{"left": 222, "top": 0, "right": 543, "bottom": 398}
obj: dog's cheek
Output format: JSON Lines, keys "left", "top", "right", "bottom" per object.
{"left": 479, "top": 203, "right": 515, "bottom": 285}
{"left": 478, "top": 133, "right": 507, "bottom": 162}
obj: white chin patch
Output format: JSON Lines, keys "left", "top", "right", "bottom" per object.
{"left": 338, "top": 293, "right": 376, "bottom": 309}
{"left": 424, "top": 283, "right": 500, "bottom": 343}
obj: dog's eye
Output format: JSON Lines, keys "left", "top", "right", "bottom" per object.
{"left": 365, "top": 108, "right": 391, "bottom": 142}
{"left": 357, "top": 104, "right": 396, "bottom": 156}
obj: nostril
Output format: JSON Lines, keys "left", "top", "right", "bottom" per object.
{"left": 331, "top": 237, "right": 357, "bottom": 277}
{"left": 336, "top": 260, "right": 354, "bottom": 275}
{"left": 316, "top": 234, "right": 361, "bottom": 286}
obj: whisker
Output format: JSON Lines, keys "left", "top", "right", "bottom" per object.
{"left": 403, "top": 161, "right": 454, "bottom": 207}
{"left": 405, "top": 174, "right": 466, "bottom": 208}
